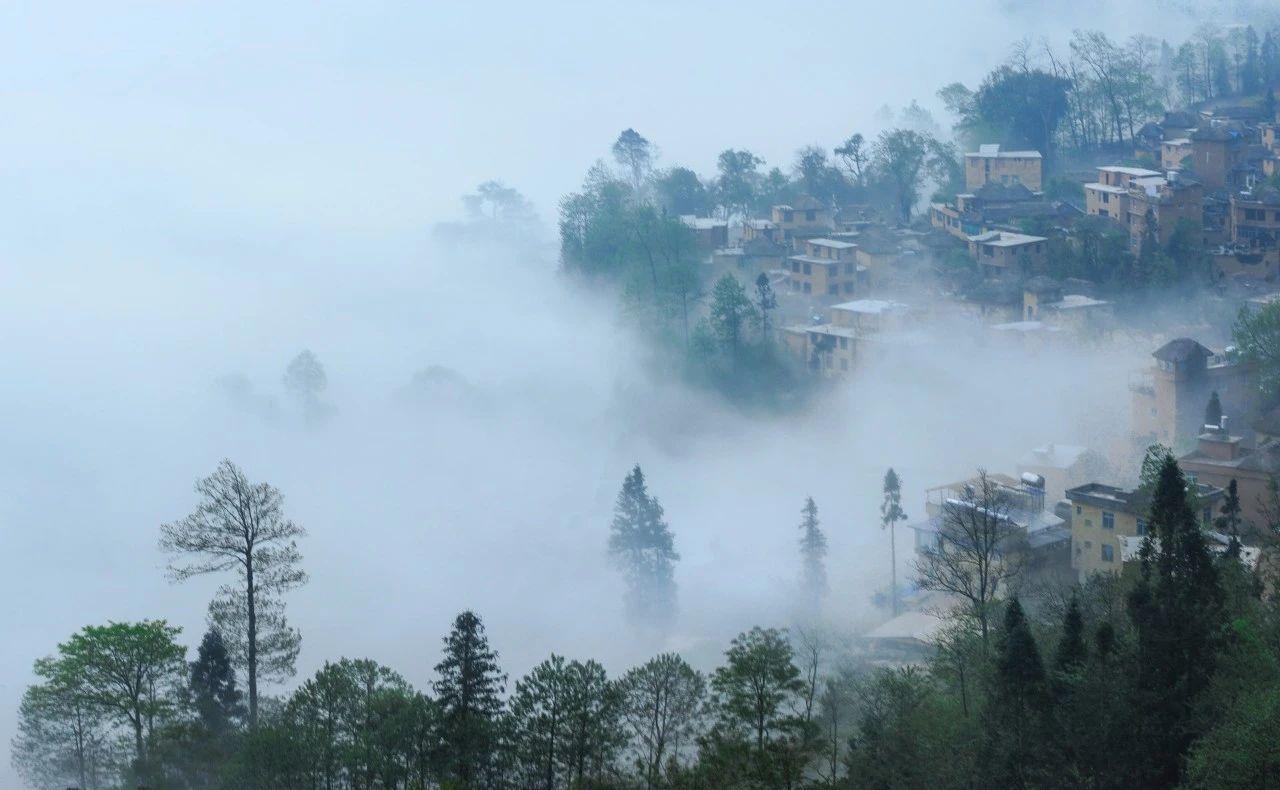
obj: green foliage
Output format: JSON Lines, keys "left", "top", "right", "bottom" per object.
{"left": 617, "top": 654, "right": 706, "bottom": 787}
{"left": 654, "top": 166, "right": 711, "bottom": 217}
{"left": 434, "top": 610, "right": 507, "bottom": 785}
{"left": 608, "top": 465, "right": 679, "bottom": 628}
{"left": 798, "top": 497, "right": 828, "bottom": 612}
{"left": 1234, "top": 298, "right": 1280, "bottom": 400}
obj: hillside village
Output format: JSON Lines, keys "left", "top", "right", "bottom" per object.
{"left": 555, "top": 24, "right": 1280, "bottom": 663}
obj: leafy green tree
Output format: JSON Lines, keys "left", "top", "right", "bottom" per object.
{"left": 159, "top": 459, "right": 307, "bottom": 726}
{"left": 655, "top": 167, "right": 711, "bottom": 216}
{"left": 798, "top": 497, "right": 828, "bottom": 613}
{"left": 57, "top": 621, "right": 186, "bottom": 771}
{"left": 613, "top": 128, "right": 655, "bottom": 194}
{"left": 608, "top": 465, "right": 679, "bottom": 628}
{"left": 11, "top": 656, "right": 114, "bottom": 790}
{"left": 704, "top": 627, "right": 812, "bottom": 788}
{"left": 1234, "top": 298, "right": 1280, "bottom": 399}
{"left": 714, "top": 149, "right": 763, "bottom": 218}
{"left": 618, "top": 654, "right": 706, "bottom": 788}
{"left": 434, "top": 610, "right": 506, "bottom": 785}
{"left": 871, "top": 129, "right": 931, "bottom": 222}
{"left": 834, "top": 132, "right": 870, "bottom": 187}
{"left": 880, "top": 468, "right": 908, "bottom": 616}
{"left": 971, "top": 67, "right": 1072, "bottom": 162}
{"left": 1126, "top": 455, "right": 1225, "bottom": 786}
{"left": 708, "top": 274, "right": 758, "bottom": 370}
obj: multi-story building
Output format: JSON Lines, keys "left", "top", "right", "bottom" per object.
{"left": 770, "top": 195, "right": 834, "bottom": 248}
{"left": 964, "top": 144, "right": 1043, "bottom": 191}
{"left": 1161, "top": 137, "right": 1194, "bottom": 170}
{"left": 1126, "top": 172, "right": 1204, "bottom": 255}
{"left": 1065, "top": 481, "right": 1224, "bottom": 580}
{"left": 1018, "top": 443, "right": 1109, "bottom": 504}
{"left": 679, "top": 215, "right": 729, "bottom": 255}
{"left": 1229, "top": 187, "right": 1280, "bottom": 250}
{"left": 967, "top": 230, "right": 1048, "bottom": 276}
{"left": 929, "top": 182, "right": 1069, "bottom": 241}
{"left": 1190, "top": 125, "right": 1248, "bottom": 191}
{"left": 784, "top": 237, "right": 863, "bottom": 299}
{"left": 1129, "top": 338, "right": 1258, "bottom": 452}
{"left": 1084, "top": 166, "right": 1161, "bottom": 220}
{"left": 1180, "top": 422, "right": 1280, "bottom": 540}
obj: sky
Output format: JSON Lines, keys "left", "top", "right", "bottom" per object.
{"left": 0, "top": 1, "right": 1251, "bottom": 786}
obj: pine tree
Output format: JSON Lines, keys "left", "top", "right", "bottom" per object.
{"left": 1125, "top": 455, "right": 1224, "bottom": 786}
{"left": 880, "top": 469, "right": 908, "bottom": 616}
{"left": 797, "top": 497, "right": 828, "bottom": 614}
{"left": 1205, "top": 390, "right": 1223, "bottom": 429}
{"left": 608, "top": 465, "right": 680, "bottom": 628}
{"left": 985, "top": 598, "right": 1048, "bottom": 789}
{"left": 434, "top": 610, "right": 507, "bottom": 786}
{"left": 189, "top": 629, "right": 244, "bottom": 734}
{"left": 1053, "top": 596, "right": 1087, "bottom": 675}
{"left": 1215, "top": 478, "right": 1243, "bottom": 545}
{"left": 754, "top": 272, "right": 777, "bottom": 341}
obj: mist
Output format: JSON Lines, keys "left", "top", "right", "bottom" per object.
{"left": 0, "top": 1, "right": 1261, "bottom": 787}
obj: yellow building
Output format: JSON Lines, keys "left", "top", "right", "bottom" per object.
{"left": 1126, "top": 173, "right": 1203, "bottom": 255}
{"left": 770, "top": 195, "right": 834, "bottom": 248}
{"left": 964, "top": 144, "right": 1043, "bottom": 191}
{"left": 1229, "top": 187, "right": 1280, "bottom": 251}
{"left": 1083, "top": 166, "right": 1161, "bottom": 220}
{"left": 785, "top": 238, "right": 862, "bottom": 299}
{"left": 967, "top": 230, "right": 1048, "bottom": 276}
{"left": 1129, "top": 338, "right": 1258, "bottom": 452}
{"left": 1067, "top": 481, "right": 1225, "bottom": 580}
{"left": 1161, "top": 138, "right": 1193, "bottom": 170}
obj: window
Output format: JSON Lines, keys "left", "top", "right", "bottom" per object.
{"left": 1101, "top": 544, "right": 1114, "bottom": 562}
{"left": 783, "top": 211, "right": 794, "bottom": 222}
{"left": 843, "top": 282, "right": 854, "bottom": 293}
{"left": 1085, "top": 518, "right": 1093, "bottom": 527}
{"left": 1136, "top": 518, "right": 1147, "bottom": 536}
{"left": 805, "top": 209, "right": 816, "bottom": 221}
{"left": 1102, "top": 511, "right": 1114, "bottom": 530}
{"left": 845, "top": 263, "right": 853, "bottom": 275}
{"left": 803, "top": 263, "right": 812, "bottom": 275}
{"left": 803, "top": 282, "right": 811, "bottom": 294}
{"left": 983, "top": 246, "right": 994, "bottom": 257}
{"left": 828, "top": 285, "right": 838, "bottom": 295}
{"left": 839, "top": 337, "right": 848, "bottom": 349}
{"left": 1102, "top": 192, "right": 1110, "bottom": 204}
{"left": 1075, "top": 505, "right": 1082, "bottom": 515}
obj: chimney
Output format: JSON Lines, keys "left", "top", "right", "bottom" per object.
{"left": 1221, "top": 414, "right": 1229, "bottom": 432}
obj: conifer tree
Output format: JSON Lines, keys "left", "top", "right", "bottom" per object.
{"left": 1053, "top": 596, "right": 1087, "bottom": 675}
{"left": 1205, "top": 390, "right": 1223, "bottom": 428}
{"left": 1126, "top": 455, "right": 1224, "bottom": 786}
{"left": 189, "top": 629, "right": 244, "bottom": 734}
{"left": 797, "top": 497, "right": 828, "bottom": 613}
{"left": 1215, "top": 478, "right": 1243, "bottom": 545}
{"left": 880, "top": 469, "right": 908, "bottom": 616}
{"left": 434, "top": 610, "right": 507, "bottom": 786}
{"left": 985, "top": 598, "right": 1048, "bottom": 789}
{"left": 608, "top": 465, "right": 680, "bottom": 628}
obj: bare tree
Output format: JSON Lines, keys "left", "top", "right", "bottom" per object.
{"left": 913, "top": 470, "right": 1024, "bottom": 646}
{"left": 159, "top": 459, "right": 307, "bottom": 725}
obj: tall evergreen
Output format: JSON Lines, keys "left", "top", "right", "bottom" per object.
{"left": 880, "top": 469, "right": 908, "bottom": 616}
{"left": 1125, "top": 455, "right": 1224, "bottom": 787}
{"left": 189, "top": 628, "right": 244, "bottom": 733}
{"left": 608, "top": 465, "right": 679, "bottom": 628}
{"left": 1053, "top": 596, "right": 1087, "bottom": 675}
{"left": 1205, "top": 390, "right": 1223, "bottom": 428}
{"left": 797, "top": 497, "right": 828, "bottom": 613}
{"left": 434, "top": 610, "right": 506, "bottom": 786}
{"left": 984, "top": 598, "right": 1048, "bottom": 789}
{"left": 1215, "top": 478, "right": 1243, "bottom": 545}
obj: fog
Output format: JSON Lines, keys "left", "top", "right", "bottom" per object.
{"left": 0, "top": 1, "right": 1253, "bottom": 786}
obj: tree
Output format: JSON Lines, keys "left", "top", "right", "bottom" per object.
{"left": 1234, "top": 299, "right": 1280, "bottom": 399}
{"left": 654, "top": 166, "right": 711, "bottom": 217}
{"left": 880, "top": 468, "right": 908, "bottom": 616}
{"left": 618, "top": 654, "right": 705, "bottom": 789}
{"left": 57, "top": 621, "right": 186, "bottom": 770}
{"left": 1206, "top": 390, "right": 1223, "bottom": 429}
{"left": 612, "top": 128, "right": 655, "bottom": 194}
{"left": 463, "top": 180, "right": 537, "bottom": 224}
{"left": 1216, "top": 478, "right": 1244, "bottom": 545}
{"left": 754, "top": 272, "right": 777, "bottom": 341}
{"left": 608, "top": 465, "right": 680, "bottom": 628}
{"left": 914, "top": 470, "right": 1024, "bottom": 645}
{"left": 706, "top": 627, "right": 811, "bottom": 787}
{"left": 707, "top": 274, "right": 758, "bottom": 370}
{"left": 1053, "top": 596, "right": 1087, "bottom": 675}
{"left": 508, "top": 655, "right": 572, "bottom": 790}
{"left": 434, "top": 610, "right": 506, "bottom": 785}
{"left": 871, "top": 129, "right": 930, "bottom": 222}
{"left": 984, "top": 598, "right": 1049, "bottom": 789}
{"left": 714, "top": 149, "right": 763, "bottom": 218}
{"left": 1126, "top": 455, "right": 1224, "bottom": 786}
{"left": 971, "top": 67, "right": 1072, "bottom": 162}
{"left": 797, "top": 497, "right": 828, "bottom": 614}
{"left": 159, "top": 459, "right": 308, "bottom": 726}
{"left": 283, "top": 349, "right": 328, "bottom": 422}
{"left": 834, "top": 133, "right": 870, "bottom": 187}
{"left": 189, "top": 629, "right": 245, "bottom": 734}
{"left": 11, "top": 656, "right": 114, "bottom": 790}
